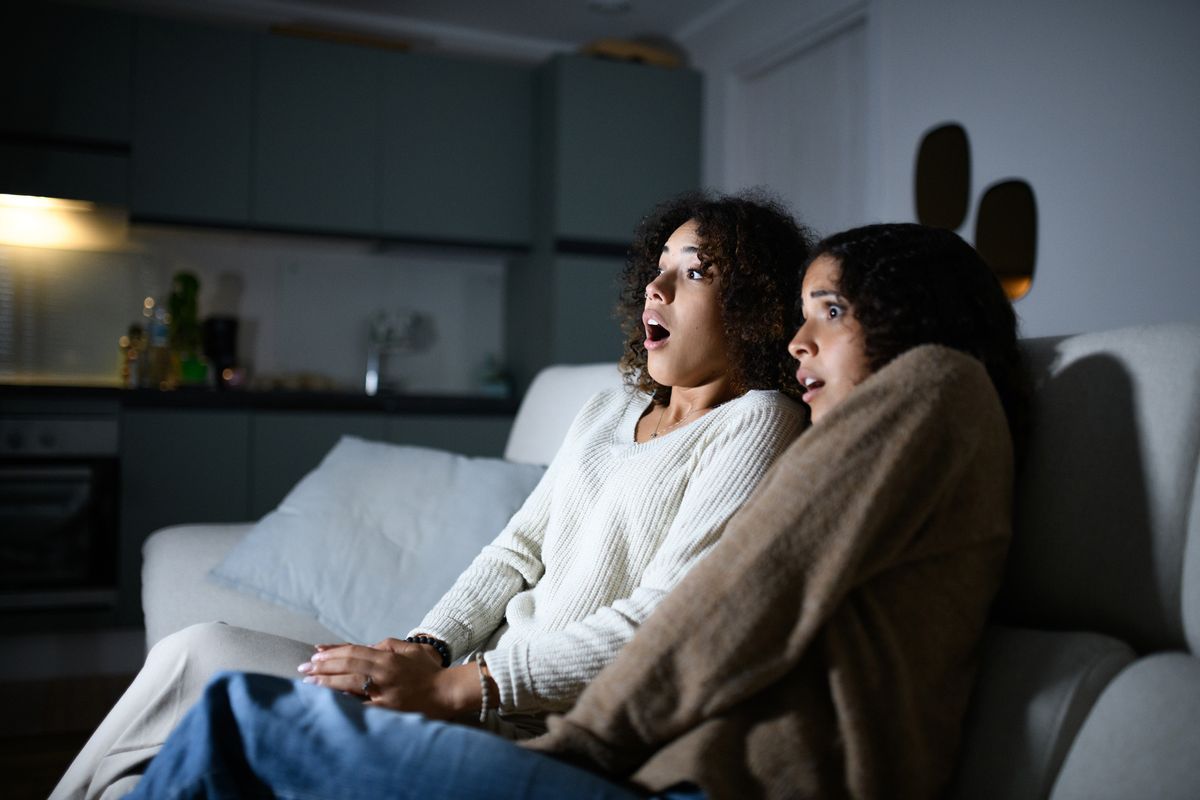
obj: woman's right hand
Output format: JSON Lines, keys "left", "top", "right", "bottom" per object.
{"left": 297, "top": 638, "right": 471, "bottom": 719}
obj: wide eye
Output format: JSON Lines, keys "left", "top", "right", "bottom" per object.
{"left": 827, "top": 303, "right": 844, "bottom": 320}
{"left": 685, "top": 267, "right": 705, "bottom": 280}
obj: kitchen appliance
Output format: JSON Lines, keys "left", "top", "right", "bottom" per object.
{"left": 202, "top": 315, "right": 239, "bottom": 390}
{"left": 0, "top": 402, "right": 120, "bottom": 610}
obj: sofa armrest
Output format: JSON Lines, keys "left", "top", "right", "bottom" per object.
{"left": 141, "top": 523, "right": 338, "bottom": 652}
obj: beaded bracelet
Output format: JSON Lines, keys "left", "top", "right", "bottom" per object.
{"left": 474, "top": 653, "right": 492, "bottom": 724}
{"left": 405, "top": 635, "right": 451, "bottom": 668}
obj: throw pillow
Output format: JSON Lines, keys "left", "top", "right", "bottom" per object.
{"left": 209, "top": 435, "right": 545, "bottom": 644}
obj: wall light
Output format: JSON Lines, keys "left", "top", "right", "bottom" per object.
{"left": 0, "top": 193, "right": 129, "bottom": 250}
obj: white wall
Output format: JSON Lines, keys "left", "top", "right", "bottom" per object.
{"left": 685, "top": 0, "right": 1200, "bottom": 337}
{"left": 683, "top": 0, "right": 871, "bottom": 236}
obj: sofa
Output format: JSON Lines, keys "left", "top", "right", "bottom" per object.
{"left": 142, "top": 322, "right": 1200, "bottom": 799}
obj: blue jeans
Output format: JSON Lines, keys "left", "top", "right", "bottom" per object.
{"left": 127, "top": 672, "right": 705, "bottom": 800}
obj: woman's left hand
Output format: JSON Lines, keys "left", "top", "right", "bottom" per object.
{"left": 298, "top": 638, "right": 473, "bottom": 719}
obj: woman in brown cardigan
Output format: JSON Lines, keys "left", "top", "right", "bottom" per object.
{"left": 125, "top": 223, "right": 1026, "bottom": 800}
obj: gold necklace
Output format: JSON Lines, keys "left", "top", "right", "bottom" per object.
{"left": 649, "top": 404, "right": 708, "bottom": 439}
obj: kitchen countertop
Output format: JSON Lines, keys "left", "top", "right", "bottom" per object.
{"left": 0, "top": 382, "right": 519, "bottom": 416}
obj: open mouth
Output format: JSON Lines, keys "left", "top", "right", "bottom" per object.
{"left": 796, "top": 371, "right": 825, "bottom": 402}
{"left": 646, "top": 318, "right": 671, "bottom": 344}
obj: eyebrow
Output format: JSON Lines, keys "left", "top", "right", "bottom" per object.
{"left": 661, "top": 243, "right": 700, "bottom": 254}
{"left": 800, "top": 289, "right": 846, "bottom": 317}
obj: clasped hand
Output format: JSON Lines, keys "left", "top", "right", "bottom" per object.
{"left": 298, "top": 638, "right": 456, "bottom": 718}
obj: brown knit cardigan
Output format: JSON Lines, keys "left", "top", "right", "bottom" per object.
{"left": 522, "top": 344, "right": 1014, "bottom": 800}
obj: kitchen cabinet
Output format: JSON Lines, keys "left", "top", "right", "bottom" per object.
{"left": 131, "top": 19, "right": 256, "bottom": 224}
{"left": 506, "top": 252, "right": 627, "bottom": 389}
{"left": 504, "top": 56, "right": 699, "bottom": 387}
{"left": 0, "top": 142, "right": 129, "bottom": 205}
{"left": 248, "top": 410, "right": 514, "bottom": 518}
{"left": 254, "top": 40, "right": 534, "bottom": 244}
{"left": 0, "top": 4, "right": 133, "bottom": 143}
{"left": 253, "top": 35, "right": 382, "bottom": 234}
{"left": 118, "top": 409, "right": 251, "bottom": 623}
{"left": 249, "top": 412, "right": 390, "bottom": 518}
{"left": 379, "top": 54, "right": 533, "bottom": 246}
{"left": 0, "top": 4, "right": 133, "bottom": 204}
{"left": 387, "top": 414, "right": 512, "bottom": 460}
{"left": 540, "top": 55, "right": 701, "bottom": 246}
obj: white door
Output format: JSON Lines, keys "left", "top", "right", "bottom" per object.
{"left": 725, "top": 17, "right": 868, "bottom": 238}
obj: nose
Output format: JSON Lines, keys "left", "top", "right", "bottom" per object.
{"left": 645, "top": 270, "right": 673, "bottom": 304}
{"left": 788, "top": 320, "right": 814, "bottom": 361}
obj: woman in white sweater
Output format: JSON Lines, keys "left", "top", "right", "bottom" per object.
{"left": 53, "top": 191, "right": 811, "bottom": 799}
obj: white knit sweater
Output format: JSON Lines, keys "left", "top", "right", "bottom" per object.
{"left": 411, "top": 386, "right": 805, "bottom": 717}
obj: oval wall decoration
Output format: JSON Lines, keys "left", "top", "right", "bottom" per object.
{"left": 974, "top": 179, "right": 1038, "bottom": 301}
{"left": 914, "top": 123, "right": 970, "bottom": 231}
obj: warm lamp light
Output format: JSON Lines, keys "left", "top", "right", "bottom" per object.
{"left": 0, "top": 193, "right": 128, "bottom": 250}
{"left": 1000, "top": 275, "right": 1032, "bottom": 301}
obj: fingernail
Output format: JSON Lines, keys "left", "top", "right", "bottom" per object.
{"left": 297, "top": 662, "right": 312, "bottom": 674}
{"left": 311, "top": 652, "right": 326, "bottom": 662}
{"left": 302, "top": 676, "right": 317, "bottom": 684}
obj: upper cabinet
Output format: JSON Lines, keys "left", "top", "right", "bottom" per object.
{"left": 253, "top": 36, "right": 382, "bottom": 235}
{"left": 0, "top": 5, "right": 133, "bottom": 143}
{"left": 131, "top": 19, "right": 256, "bottom": 224}
{"left": 1, "top": 6, "right": 701, "bottom": 251}
{"left": 540, "top": 55, "right": 702, "bottom": 247}
{"left": 379, "top": 54, "right": 533, "bottom": 246}
{"left": 0, "top": 4, "right": 132, "bottom": 204}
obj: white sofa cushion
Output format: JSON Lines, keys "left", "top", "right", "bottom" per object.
{"left": 948, "top": 626, "right": 1134, "bottom": 800}
{"left": 142, "top": 523, "right": 339, "bottom": 650}
{"left": 208, "top": 436, "right": 545, "bottom": 644}
{"left": 1047, "top": 653, "right": 1200, "bottom": 800}
{"left": 503, "top": 363, "right": 622, "bottom": 464}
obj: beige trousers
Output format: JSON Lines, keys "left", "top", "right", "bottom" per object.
{"left": 50, "top": 622, "right": 315, "bottom": 800}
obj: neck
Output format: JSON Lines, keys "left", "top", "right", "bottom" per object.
{"left": 663, "top": 381, "right": 738, "bottom": 417}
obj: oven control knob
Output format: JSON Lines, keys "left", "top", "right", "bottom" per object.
{"left": 38, "top": 431, "right": 57, "bottom": 449}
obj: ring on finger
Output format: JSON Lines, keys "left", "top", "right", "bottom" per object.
{"left": 361, "top": 674, "right": 375, "bottom": 697}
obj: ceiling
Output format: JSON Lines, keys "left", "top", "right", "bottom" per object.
{"left": 84, "top": 0, "right": 743, "bottom": 61}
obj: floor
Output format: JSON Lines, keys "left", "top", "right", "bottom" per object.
{"left": 0, "top": 674, "right": 133, "bottom": 800}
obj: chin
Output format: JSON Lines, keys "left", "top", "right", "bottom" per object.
{"left": 644, "top": 360, "right": 672, "bottom": 388}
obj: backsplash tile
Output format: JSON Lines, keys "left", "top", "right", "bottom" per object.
{"left": 0, "top": 225, "right": 507, "bottom": 394}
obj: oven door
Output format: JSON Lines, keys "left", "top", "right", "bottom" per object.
{"left": 0, "top": 459, "right": 119, "bottom": 609}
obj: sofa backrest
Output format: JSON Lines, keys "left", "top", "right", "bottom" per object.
{"left": 503, "top": 363, "right": 623, "bottom": 465}
{"left": 951, "top": 322, "right": 1200, "bottom": 800}
{"left": 1002, "top": 322, "right": 1200, "bottom": 653}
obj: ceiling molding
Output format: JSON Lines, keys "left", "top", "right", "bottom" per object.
{"left": 672, "top": 0, "right": 746, "bottom": 43}
{"left": 83, "top": 0, "right": 574, "bottom": 62}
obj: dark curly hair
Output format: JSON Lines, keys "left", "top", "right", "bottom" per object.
{"left": 805, "top": 223, "right": 1028, "bottom": 442}
{"left": 618, "top": 190, "right": 815, "bottom": 404}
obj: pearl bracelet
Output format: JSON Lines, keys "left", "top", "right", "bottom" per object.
{"left": 474, "top": 653, "right": 491, "bottom": 724}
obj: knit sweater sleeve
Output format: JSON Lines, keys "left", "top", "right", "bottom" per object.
{"left": 485, "top": 394, "right": 806, "bottom": 713}
{"left": 407, "top": 392, "right": 609, "bottom": 660}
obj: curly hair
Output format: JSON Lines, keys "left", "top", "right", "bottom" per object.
{"left": 617, "top": 190, "right": 815, "bottom": 404}
{"left": 806, "top": 223, "right": 1028, "bottom": 442}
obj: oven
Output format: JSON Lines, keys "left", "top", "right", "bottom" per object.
{"left": 0, "top": 404, "right": 120, "bottom": 611}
